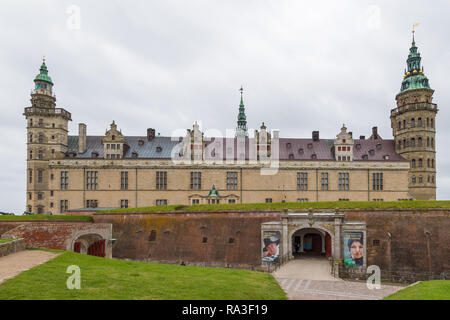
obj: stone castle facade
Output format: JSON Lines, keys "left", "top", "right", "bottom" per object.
{"left": 24, "top": 36, "right": 437, "bottom": 214}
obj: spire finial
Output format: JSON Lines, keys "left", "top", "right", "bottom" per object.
{"left": 43, "top": 55, "right": 46, "bottom": 63}
{"left": 412, "top": 23, "right": 420, "bottom": 45}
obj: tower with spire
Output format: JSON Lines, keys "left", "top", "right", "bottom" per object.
{"left": 391, "top": 28, "right": 438, "bottom": 200}
{"left": 235, "top": 86, "right": 248, "bottom": 137}
{"left": 23, "top": 59, "right": 72, "bottom": 214}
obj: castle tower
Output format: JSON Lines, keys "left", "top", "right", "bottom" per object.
{"left": 235, "top": 86, "right": 248, "bottom": 137}
{"left": 391, "top": 31, "right": 438, "bottom": 200}
{"left": 23, "top": 59, "right": 72, "bottom": 214}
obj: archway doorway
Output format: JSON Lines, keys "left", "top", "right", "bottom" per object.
{"left": 291, "top": 228, "right": 332, "bottom": 259}
{"left": 73, "top": 233, "right": 106, "bottom": 258}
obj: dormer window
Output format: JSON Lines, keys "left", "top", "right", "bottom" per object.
{"left": 289, "top": 154, "right": 294, "bottom": 159}
{"left": 307, "top": 143, "right": 313, "bottom": 149}
{"left": 298, "top": 148, "right": 304, "bottom": 154}
{"left": 311, "top": 154, "right": 317, "bottom": 160}
{"left": 156, "top": 146, "right": 163, "bottom": 153}
{"left": 356, "top": 144, "right": 361, "bottom": 150}
{"left": 286, "top": 143, "right": 291, "bottom": 149}
{"left": 369, "top": 149, "right": 375, "bottom": 156}
{"left": 384, "top": 155, "right": 390, "bottom": 160}
{"left": 91, "top": 152, "right": 99, "bottom": 158}
{"left": 132, "top": 152, "right": 138, "bottom": 158}
{"left": 112, "top": 135, "right": 115, "bottom": 140}
{"left": 362, "top": 154, "right": 368, "bottom": 160}
{"left": 376, "top": 144, "right": 382, "bottom": 150}
{"left": 138, "top": 140, "right": 144, "bottom": 146}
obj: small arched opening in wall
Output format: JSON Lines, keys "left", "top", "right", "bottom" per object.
{"left": 290, "top": 227, "right": 333, "bottom": 260}
{"left": 71, "top": 233, "right": 106, "bottom": 258}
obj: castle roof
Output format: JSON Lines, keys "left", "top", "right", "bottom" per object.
{"left": 67, "top": 136, "right": 407, "bottom": 162}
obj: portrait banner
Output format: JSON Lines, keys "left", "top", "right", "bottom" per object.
{"left": 262, "top": 231, "right": 280, "bottom": 263}
{"left": 343, "top": 232, "right": 364, "bottom": 267}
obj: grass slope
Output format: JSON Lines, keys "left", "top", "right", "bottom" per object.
{"left": 0, "top": 251, "right": 286, "bottom": 300}
{"left": 0, "top": 215, "right": 93, "bottom": 221}
{"left": 98, "top": 200, "right": 450, "bottom": 214}
{"left": 0, "top": 239, "right": 15, "bottom": 244}
{"left": 384, "top": 281, "right": 450, "bottom": 300}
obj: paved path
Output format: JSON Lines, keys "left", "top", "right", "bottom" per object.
{"left": 0, "top": 250, "right": 60, "bottom": 284}
{"left": 273, "top": 257, "right": 405, "bottom": 300}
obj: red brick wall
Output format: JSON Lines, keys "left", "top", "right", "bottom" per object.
{"left": 95, "top": 209, "right": 450, "bottom": 273}
{"left": 0, "top": 221, "right": 112, "bottom": 252}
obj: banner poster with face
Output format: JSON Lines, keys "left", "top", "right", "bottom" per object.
{"left": 262, "top": 231, "right": 281, "bottom": 263}
{"left": 343, "top": 232, "right": 364, "bottom": 267}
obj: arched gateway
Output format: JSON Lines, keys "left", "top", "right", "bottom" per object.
{"left": 261, "top": 212, "right": 366, "bottom": 272}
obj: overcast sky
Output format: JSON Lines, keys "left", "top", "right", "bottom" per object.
{"left": 1, "top": 0, "right": 449, "bottom": 213}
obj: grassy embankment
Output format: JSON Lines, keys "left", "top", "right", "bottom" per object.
{"left": 0, "top": 238, "right": 15, "bottom": 244}
{"left": 97, "top": 200, "right": 450, "bottom": 214}
{"left": 0, "top": 251, "right": 286, "bottom": 300}
{"left": 384, "top": 280, "right": 450, "bottom": 300}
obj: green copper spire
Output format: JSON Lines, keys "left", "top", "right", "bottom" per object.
{"left": 34, "top": 57, "right": 54, "bottom": 86}
{"left": 236, "top": 86, "right": 248, "bottom": 137}
{"left": 399, "top": 30, "right": 431, "bottom": 93}
{"left": 208, "top": 185, "right": 220, "bottom": 197}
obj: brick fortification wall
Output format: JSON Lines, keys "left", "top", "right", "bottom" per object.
{"left": 0, "top": 239, "right": 26, "bottom": 257}
{"left": 95, "top": 209, "right": 449, "bottom": 273}
{"left": 0, "top": 221, "right": 112, "bottom": 252}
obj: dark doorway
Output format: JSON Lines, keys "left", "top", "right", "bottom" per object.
{"left": 303, "top": 233, "right": 322, "bottom": 253}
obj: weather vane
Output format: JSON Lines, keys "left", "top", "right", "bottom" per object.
{"left": 412, "top": 23, "right": 420, "bottom": 41}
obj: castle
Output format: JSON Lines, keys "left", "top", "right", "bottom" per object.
{"left": 24, "top": 34, "right": 437, "bottom": 214}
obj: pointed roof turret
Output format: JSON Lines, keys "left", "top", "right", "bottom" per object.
{"left": 34, "top": 57, "right": 54, "bottom": 86}
{"left": 236, "top": 86, "right": 248, "bottom": 137}
{"left": 399, "top": 27, "right": 432, "bottom": 93}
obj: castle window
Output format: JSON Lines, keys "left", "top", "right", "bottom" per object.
{"left": 117, "top": 144, "right": 120, "bottom": 150}
{"left": 297, "top": 198, "right": 309, "bottom": 202}
{"left": 418, "top": 137, "right": 422, "bottom": 147}
{"left": 51, "top": 149, "right": 55, "bottom": 154}
{"left": 228, "top": 237, "right": 235, "bottom": 244}
{"left": 226, "top": 172, "right": 238, "bottom": 190}
{"left": 29, "top": 150, "right": 33, "bottom": 160}
{"left": 52, "top": 123, "right": 55, "bottom": 128}
{"left": 411, "top": 118, "right": 415, "bottom": 128}
{"left": 29, "top": 169, "right": 32, "bottom": 183}
{"left": 289, "top": 154, "right": 294, "bottom": 159}
{"left": 427, "top": 159, "right": 430, "bottom": 168}
{"left": 397, "top": 121, "right": 401, "bottom": 130}
{"left": 30, "top": 119, "right": 33, "bottom": 127}
{"left": 265, "top": 198, "right": 272, "bottom": 203}
{"left": 338, "top": 173, "right": 349, "bottom": 191}
{"left": 418, "top": 159, "right": 423, "bottom": 168}
{"left": 338, "top": 147, "right": 341, "bottom": 151}
{"left": 112, "top": 135, "right": 115, "bottom": 141}
{"left": 50, "top": 173, "right": 54, "bottom": 180}
{"left": 411, "top": 159, "right": 416, "bottom": 168}
{"left": 38, "top": 170, "right": 43, "bottom": 183}
{"left": 190, "top": 172, "right": 201, "bottom": 190}
{"left": 107, "top": 144, "right": 110, "bottom": 149}
{"left": 431, "top": 138, "right": 434, "bottom": 148}
{"left": 321, "top": 173, "right": 328, "bottom": 191}
{"left": 427, "top": 137, "right": 430, "bottom": 147}
{"left": 427, "top": 118, "right": 430, "bottom": 127}
{"left": 92, "top": 152, "right": 99, "bottom": 158}
{"left": 38, "top": 134, "right": 44, "bottom": 143}
{"left": 60, "top": 200, "right": 68, "bottom": 213}
{"left": 412, "top": 176, "right": 416, "bottom": 184}
{"left": 432, "top": 159, "right": 435, "bottom": 168}
{"left": 307, "top": 143, "right": 313, "bottom": 149}
{"left": 369, "top": 149, "right": 375, "bottom": 156}
{"left": 192, "top": 199, "right": 200, "bottom": 205}
{"left": 156, "top": 199, "right": 168, "bottom": 206}
{"left": 311, "top": 154, "right": 317, "bottom": 160}
{"left": 28, "top": 192, "right": 32, "bottom": 200}
{"left": 37, "top": 206, "right": 44, "bottom": 214}
{"left": 431, "top": 119, "right": 434, "bottom": 128}
{"left": 228, "top": 199, "right": 236, "bottom": 204}
{"left": 286, "top": 143, "right": 291, "bottom": 149}
{"left": 418, "top": 118, "right": 422, "bottom": 127}
{"left": 111, "top": 144, "right": 116, "bottom": 150}
{"left": 38, "top": 149, "right": 44, "bottom": 159}
{"left": 403, "top": 120, "right": 406, "bottom": 129}
{"left": 298, "top": 148, "right": 304, "bottom": 154}
{"left": 432, "top": 176, "right": 435, "bottom": 184}
{"left": 372, "top": 173, "right": 383, "bottom": 191}
{"left": 138, "top": 140, "right": 144, "bottom": 146}
{"left": 86, "top": 200, "right": 98, "bottom": 208}
{"left": 156, "top": 171, "right": 167, "bottom": 190}
{"left": 50, "top": 191, "right": 53, "bottom": 196}
{"left": 86, "top": 171, "right": 98, "bottom": 190}
{"left": 39, "top": 119, "right": 43, "bottom": 127}
{"left": 411, "top": 138, "right": 415, "bottom": 148}
{"left": 156, "top": 146, "right": 162, "bottom": 152}
{"left": 37, "top": 193, "right": 43, "bottom": 200}
{"left": 120, "top": 200, "right": 129, "bottom": 208}
{"left": 50, "top": 202, "right": 53, "bottom": 208}
{"left": 121, "top": 171, "right": 129, "bottom": 190}
{"left": 202, "top": 237, "right": 208, "bottom": 243}
{"left": 419, "top": 176, "right": 423, "bottom": 183}
{"left": 60, "top": 171, "right": 68, "bottom": 190}
{"left": 297, "top": 172, "right": 308, "bottom": 191}
{"left": 131, "top": 151, "right": 138, "bottom": 158}
{"left": 373, "top": 239, "right": 381, "bottom": 247}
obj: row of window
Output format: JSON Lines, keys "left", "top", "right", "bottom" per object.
{"left": 411, "top": 158, "right": 435, "bottom": 169}
{"left": 28, "top": 119, "right": 58, "bottom": 128}
{"left": 106, "top": 144, "right": 121, "bottom": 150}
{"left": 397, "top": 117, "right": 434, "bottom": 130}
{"left": 397, "top": 137, "right": 435, "bottom": 150}
{"left": 27, "top": 170, "right": 384, "bottom": 192}
{"left": 411, "top": 175, "right": 435, "bottom": 184}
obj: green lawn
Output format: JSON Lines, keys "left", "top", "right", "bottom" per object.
{"left": 385, "top": 280, "right": 450, "bottom": 300}
{"left": 0, "top": 238, "right": 15, "bottom": 244}
{"left": 0, "top": 215, "right": 92, "bottom": 222}
{"left": 97, "top": 200, "right": 450, "bottom": 214}
{"left": 0, "top": 251, "right": 286, "bottom": 300}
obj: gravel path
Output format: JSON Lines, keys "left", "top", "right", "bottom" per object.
{"left": 0, "top": 250, "right": 60, "bottom": 284}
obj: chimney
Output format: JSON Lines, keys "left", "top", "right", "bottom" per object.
{"left": 372, "top": 127, "right": 378, "bottom": 137}
{"left": 312, "top": 131, "right": 319, "bottom": 142}
{"left": 349, "top": 132, "right": 353, "bottom": 138}
{"left": 147, "top": 128, "right": 156, "bottom": 141}
{"left": 360, "top": 135, "right": 366, "bottom": 140}
{"left": 78, "top": 123, "right": 87, "bottom": 154}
